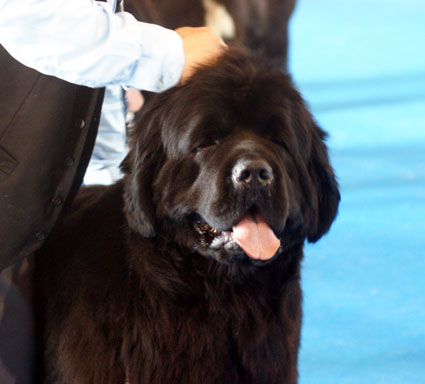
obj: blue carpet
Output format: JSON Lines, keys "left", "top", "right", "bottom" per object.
{"left": 288, "top": 1, "right": 425, "bottom": 383}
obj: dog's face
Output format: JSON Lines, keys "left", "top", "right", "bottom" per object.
{"left": 123, "top": 50, "right": 339, "bottom": 269}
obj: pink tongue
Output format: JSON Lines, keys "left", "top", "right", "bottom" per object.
{"left": 232, "top": 211, "right": 280, "bottom": 260}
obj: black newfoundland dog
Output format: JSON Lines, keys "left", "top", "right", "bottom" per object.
{"left": 35, "top": 49, "right": 339, "bottom": 384}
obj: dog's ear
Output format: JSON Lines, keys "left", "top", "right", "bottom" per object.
{"left": 305, "top": 121, "right": 340, "bottom": 243}
{"left": 122, "top": 113, "right": 165, "bottom": 238}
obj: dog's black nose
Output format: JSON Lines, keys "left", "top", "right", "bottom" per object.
{"left": 232, "top": 159, "right": 273, "bottom": 189}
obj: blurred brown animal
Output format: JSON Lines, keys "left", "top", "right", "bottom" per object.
{"left": 125, "top": 0, "right": 297, "bottom": 71}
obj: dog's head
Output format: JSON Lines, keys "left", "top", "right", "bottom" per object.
{"left": 122, "top": 49, "right": 339, "bottom": 269}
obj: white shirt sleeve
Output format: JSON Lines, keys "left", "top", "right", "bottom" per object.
{"left": 0, "top": 0, "right": 185, "bottom": 92}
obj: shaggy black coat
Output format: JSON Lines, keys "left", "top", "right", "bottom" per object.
{"left": 35, "top": 50, "right": 340, "bottom": 384}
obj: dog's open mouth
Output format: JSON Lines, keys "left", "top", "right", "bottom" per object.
{"left": 194, "top": 207, "right": 281, "bottom": 261}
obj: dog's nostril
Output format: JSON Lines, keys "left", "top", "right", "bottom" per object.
{"left": 239, "top": 169, "right": 253, "bottom": 183}
{"left": 259, "top": 168, "right": 271, "bottom": 182}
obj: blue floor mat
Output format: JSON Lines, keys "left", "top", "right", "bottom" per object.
{"left": 288, "top": 1, "right": 425, "bottom": 383}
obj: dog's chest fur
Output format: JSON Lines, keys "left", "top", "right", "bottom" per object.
{"left": 36, "top": 182, "right": 302, "bottom": 384}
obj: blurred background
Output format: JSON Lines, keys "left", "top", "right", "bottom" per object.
{"left": 287, "top": 1, "right": 425, "bottom": 383}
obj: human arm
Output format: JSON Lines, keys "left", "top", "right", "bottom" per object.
{"left": 0, "top": 0, "right": 224, "bottom": 91}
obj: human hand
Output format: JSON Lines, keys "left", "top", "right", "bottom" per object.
{"left": 126, "top": 89, "right": 144, "bottom": 113}
{"left": 175, "top": 27, "right": 227, "bottom": 84}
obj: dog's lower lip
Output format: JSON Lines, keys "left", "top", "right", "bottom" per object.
{"left": 194, "top": 219, "right": 224, "bottom": 235}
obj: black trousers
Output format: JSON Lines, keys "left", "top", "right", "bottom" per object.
{"left": 0, "top": 257, "right": 35, "bottom": 383}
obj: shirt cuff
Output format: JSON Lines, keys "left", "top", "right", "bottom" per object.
{"left": 128, "top": 22, "right": 185, "bottom": 92}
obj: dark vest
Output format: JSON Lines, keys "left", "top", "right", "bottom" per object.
{"left": 0, "top": 45, "right": 105, "bottom": 269}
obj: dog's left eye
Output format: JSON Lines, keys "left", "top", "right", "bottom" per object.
{"left": 272, "top": 139, "right": 288, "bottom": 149}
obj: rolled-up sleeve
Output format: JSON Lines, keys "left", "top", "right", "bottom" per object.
{"left": 0, "top": 0, "right": 184, "bottom": 91}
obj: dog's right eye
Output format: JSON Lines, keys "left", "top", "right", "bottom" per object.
{"left": 191, "top": 142, "right": 219, "bottom": 153}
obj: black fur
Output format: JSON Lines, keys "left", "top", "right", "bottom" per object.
{"left": 35, "top": 49, "right": 339, "bottom": 384}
